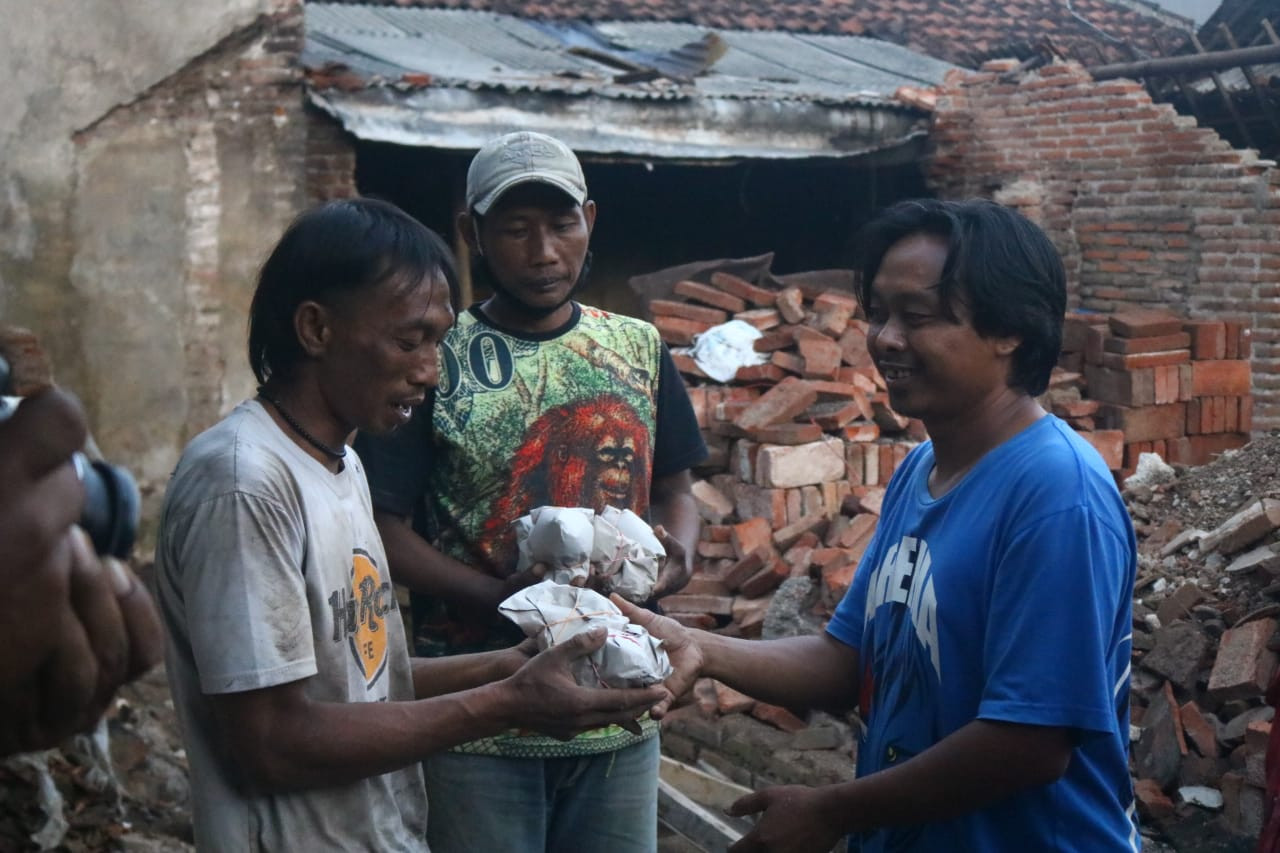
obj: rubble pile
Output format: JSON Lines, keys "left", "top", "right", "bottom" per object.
{"left": 1125, "top": 437, "right": 1280, "bottom": 846}
{"left": 648, "top": 266, "right": 925, "bottom": 631}
{"left": 659, "top": 677, "right": 859, "bottom": 794}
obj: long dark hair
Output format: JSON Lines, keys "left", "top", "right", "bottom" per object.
{"left": 248, "top": 198, "right": 460, "bottom": 384}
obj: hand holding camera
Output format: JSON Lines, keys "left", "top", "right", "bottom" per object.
{"left": 0, "top": 354, "right": 163, "bottom": 756}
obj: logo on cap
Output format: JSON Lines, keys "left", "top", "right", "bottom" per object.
{"left": 467, "top": 131, "right": 587, "bottom": 215}
{"left": 501, "top": 138, "right": 558, "bottom": 165}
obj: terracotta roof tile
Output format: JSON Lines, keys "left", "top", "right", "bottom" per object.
{"left": 333, "top": 0, "right": 1192, "bottom": 66}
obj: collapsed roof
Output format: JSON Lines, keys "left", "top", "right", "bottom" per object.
{"left": 317, "top": 0, "right": 1195, "bottom": 67}
{"left": 304, "top": 3, "right": 958, "bottom": 162}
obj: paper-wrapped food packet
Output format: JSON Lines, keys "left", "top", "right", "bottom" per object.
{"left": 498, "top": 580, "right": 673, "bottom": 688}
{"left": 594, "top": 507, "right": 665, "bottom": 603}
{"left": 514, "top": 506, "right": 595, "bottom": 585}
{"left": 514, "top": 505, "right": 666, "bottom": 602}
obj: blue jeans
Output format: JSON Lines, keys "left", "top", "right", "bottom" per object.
{"left": 423, "top": 736, "right": 660, "bottom": 853}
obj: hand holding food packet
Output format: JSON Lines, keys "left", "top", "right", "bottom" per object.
{"left": 512, "top": 505, "right": 666, "bottom": 603}
{"left": 499, "top": 580, "right": 673, "bottom": 688}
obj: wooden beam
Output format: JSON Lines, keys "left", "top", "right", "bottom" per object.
{"left": 1150, "top": 31, "right": 1206, "bottom": 122}
{"left": 657, "top": 757, "right": 759, "bottom": 853}
{"left": 660, "top": 755, "right": 754, "bottom": 812}
{"left": 658, "top": 779, "right": 744, "bottom": 853}
{"left": 1264, "top": 19, "right": 1280, "bottom": 47}
{"left": 1217, "top": 23, "right": 1280, "bottom": 144}
{"left": 1088, "top": 42, "right": 1280, "bottom": 80}
{"left": 1189, "top": 31, "right": 1256, "bottom": 150}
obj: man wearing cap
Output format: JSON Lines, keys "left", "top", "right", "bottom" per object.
{"left": 356, "top": 131, "right": 707, "bottom": 851}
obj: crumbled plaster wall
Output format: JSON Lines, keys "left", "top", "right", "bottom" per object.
{"left": 0, "top": 0, "right": 306, "bottom": 537}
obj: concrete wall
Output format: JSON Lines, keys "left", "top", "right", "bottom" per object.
{"left": 927, "top": 61, "right": 1280, "bottom": 432}
{"left": 0, "top": 0, "right": 307, "bottom": 535}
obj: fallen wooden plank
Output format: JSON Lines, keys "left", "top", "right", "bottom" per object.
{"left": 660, "top": 755, "right": 753, "bottom": 812}
{"left": 658, "top": 778, "right": 744, "bottom": 853}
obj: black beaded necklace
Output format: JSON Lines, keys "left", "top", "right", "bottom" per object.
{"left": 258, "top": 390, "right": 347, "bottom": 460}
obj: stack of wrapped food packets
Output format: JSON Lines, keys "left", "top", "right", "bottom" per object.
{"left": 512, "top": 505, "right": 666, "bottom": 603}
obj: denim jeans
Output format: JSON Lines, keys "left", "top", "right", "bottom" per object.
{"left": 423, "top": 736, "right": 660, "bottom": 853}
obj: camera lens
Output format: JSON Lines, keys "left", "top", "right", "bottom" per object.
{"left": 1, "top": 354, "right": 141, "bottom": 559}
{"left": 76, "top": 454, "right": 141, "bottom": 560}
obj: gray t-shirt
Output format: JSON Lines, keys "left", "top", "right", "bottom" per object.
{"left": 156, "top": 400, "right": 428, "bottom": 852}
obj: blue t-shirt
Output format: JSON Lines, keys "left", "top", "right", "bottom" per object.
{"left": 826, "top": 415, "right": 1139, "bottom": 852}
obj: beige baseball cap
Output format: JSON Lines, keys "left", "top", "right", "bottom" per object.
{"left": 466, "top": 131, "right": 588, "bottom": 215}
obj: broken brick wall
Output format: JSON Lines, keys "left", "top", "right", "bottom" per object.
{"left": 52, "top": 2, "right": 307, "bottom": 538}
{"left": 927, "top": 61, "right": 1280, "bottom": 433}
{"left": 305, "top": 108, "right": 358, "bottom": 203}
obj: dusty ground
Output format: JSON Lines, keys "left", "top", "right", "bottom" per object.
{"left": 0, "top": 663, "right": 192, "bottom": 852}
{"left": 3, "top": 436, "right": 1278, "bottom": 851}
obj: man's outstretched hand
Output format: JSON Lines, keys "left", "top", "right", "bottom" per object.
{"left": 611, "top": 594, "right": 704, "bottom": 718}
{"left": 727, "top": 785, "right": 846, "bottom": 853}
{"left": 501, "top": 628, "right": 666, "bottom": 740}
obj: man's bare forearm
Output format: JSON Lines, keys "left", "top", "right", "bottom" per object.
{"left": 650, "top": 471, "right": 699, "bottom": 570}
{"left": 700, "top": 632, "right": 860, "bottom": 712}
{"left": 650, "top": 470, "right": 700, "bottom": 596}
{"left": 213, "top": 632, "right": 664, "bottom": 796}
{"left": 213, "top": 681, "right": 516, "bottom": 794}
{"left": 410, "top": 647, "right": 526, "bottom": 699}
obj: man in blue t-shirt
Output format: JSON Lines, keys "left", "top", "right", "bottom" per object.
{"left": 621, "top": 198, "right": 1139, "bottom": 852}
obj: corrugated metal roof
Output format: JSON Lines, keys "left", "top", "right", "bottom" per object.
{"left": 314, "top": 0, "right": 1195, "bottom": 68}
{"left": 303, "top": 4, "right": 957, "bottom": 107}
{"left": 307, "top": 84, "right": 938, "bottom": 160}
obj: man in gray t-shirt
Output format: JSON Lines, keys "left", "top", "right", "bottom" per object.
{"left": 155, "top": 199, "right": 664, "bottom": 851}
{"left": 158, "top": 400, "right": 430, "bottom": 850}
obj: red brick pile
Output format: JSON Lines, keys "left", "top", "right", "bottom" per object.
{"left": 651, "top": 270, "right": 924, "bottom": 631}
{"left": 648, "top": 270, "right": 1257, "bottom": 647}
{"left": 1062, "top": 308, "right": 1253, "bottom": 476}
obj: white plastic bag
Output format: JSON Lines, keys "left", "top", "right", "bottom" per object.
{"left": 684, "top": 319, "right": 768, "bottom": 382}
